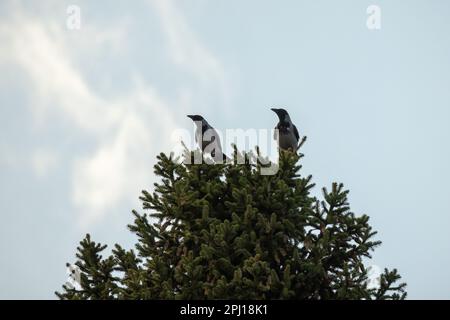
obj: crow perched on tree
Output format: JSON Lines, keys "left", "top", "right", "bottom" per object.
{"left": 271, "top": 108, "right": 300, "bottom": 152}
{"left": 187, "top": 115, "right": 228, "bottom": 162}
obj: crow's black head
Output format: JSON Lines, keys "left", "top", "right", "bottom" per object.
{"left": 271, "top": 108, "right": 290, "bottom": 121}
{"left": 187, "top": 115, "right": 205, "bottom": 122}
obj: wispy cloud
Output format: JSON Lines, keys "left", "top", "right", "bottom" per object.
{"left": 0, "top": 3, "right": 176, "bottom": 226}
{"left": 0, "top": 0, "right": 231, "bottom": 226}
{"left": 149, "top": 0, "right": 232, "bottom": 108}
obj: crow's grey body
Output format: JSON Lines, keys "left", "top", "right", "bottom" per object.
{"left": 271, "top": 108, "right": 300, "bottom": 152}
{"left": 187, "top": 115, "right": 228, "bottom": 161}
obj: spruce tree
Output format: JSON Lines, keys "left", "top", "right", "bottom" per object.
{"left": 56, "top": 146, "right": 406, "bottom": 300}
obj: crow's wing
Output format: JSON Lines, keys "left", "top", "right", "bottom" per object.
{"left": 204, "top": 125, "right": 217, "bottom": 143}
{"left": 203, "top": 126, "right": 221, "bottom": 157}
{"left": 293, "top": 124, "right": 300, "bottom": 141}
{"left": 198, "top": 124, "right": 210, "bottom": 145}
{"left": 210, "top": 134, "right": 217, "bottom": 157}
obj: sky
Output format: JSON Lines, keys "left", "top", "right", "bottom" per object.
{"left": 0, "top": 0, "right": 449, "bottom": 299}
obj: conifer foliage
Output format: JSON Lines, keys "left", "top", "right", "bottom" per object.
{"left": 56, "top": 147, "right": 406, "bottom": 299}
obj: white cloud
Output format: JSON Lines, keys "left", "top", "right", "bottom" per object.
{"left": 0, "top": 13, "right": 117, "bottom": 133}
{"left": 0, "top": 0, "right": 230, "bottom": 226}
{"left": 73, "top": 84, "right": 178, "bottom": 226}
{"left": 149, "top": 0, "right": 232, "bottom": 106}
{"left": 0, "top": 5, "right": 176, "bottom": 226}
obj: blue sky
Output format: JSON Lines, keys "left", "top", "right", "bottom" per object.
{"left": 1, "top": 0, "right": 450, "bottom": 299}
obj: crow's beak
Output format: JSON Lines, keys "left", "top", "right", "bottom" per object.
{"left": 271, "top": 108, "right": 279, "bottom": 114}
{"left": 187, "top": 115, "right": 194, "bottom": 120}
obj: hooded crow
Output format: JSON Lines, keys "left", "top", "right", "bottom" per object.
{"left": 271, "top": 108, "right": 300, "bottom": 152}
{"left": 187, "top": 115, "right": 228, "bottom": 162}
